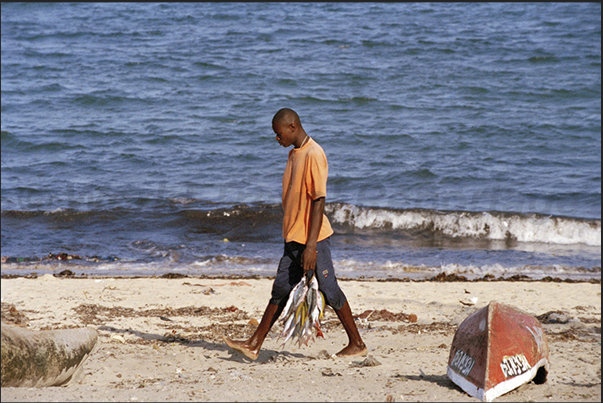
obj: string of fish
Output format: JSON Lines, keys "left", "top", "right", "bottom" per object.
{"left": 279, "top": 273, "right": 325, "bottom": 347}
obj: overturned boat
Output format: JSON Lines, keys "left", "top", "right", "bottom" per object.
{"left": 447, "top": 301, "right": 550, "bottom": 402}
{"left": 1, "top": 322, "right": 98, "bottom": 387}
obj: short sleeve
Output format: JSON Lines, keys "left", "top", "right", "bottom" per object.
{"left": 305, "top": 149, "right": 328, "bottom": 200}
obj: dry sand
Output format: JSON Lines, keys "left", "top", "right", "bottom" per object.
{"left": 1, "top": 274, "right": 600, "bottom": 402}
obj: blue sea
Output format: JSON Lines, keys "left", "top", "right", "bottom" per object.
{"left": 1, "top": 3, "right": 600, "bottom": 280}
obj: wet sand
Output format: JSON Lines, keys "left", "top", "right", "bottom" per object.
{"left": 1, "top": 275, "right": 600, "bottom": 402}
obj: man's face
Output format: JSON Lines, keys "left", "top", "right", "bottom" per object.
{"left": 273, "top": 121, "right": 295, "bottom": 148}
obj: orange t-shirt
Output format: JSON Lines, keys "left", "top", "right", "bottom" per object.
{"left": 282, "top": 138, "right": 334, "bottom": 244}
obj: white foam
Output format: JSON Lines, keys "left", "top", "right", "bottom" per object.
{"left": 327, "top": 203, "right": 601, "bottom": 247}
{"left": 330, "top": 259, "right": 599, "bottom": 281}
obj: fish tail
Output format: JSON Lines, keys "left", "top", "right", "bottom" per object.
{"left": 315, "top": 324, "right": 324, "bottom": 338}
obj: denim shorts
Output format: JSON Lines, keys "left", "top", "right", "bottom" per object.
{"left": 269, "top": 237, "right": 347, "bottom": 311}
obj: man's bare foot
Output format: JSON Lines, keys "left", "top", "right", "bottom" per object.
{"left": 223, "top": 336, "right": 259, "bottom": 361}
{"left": 335, "top": 343, "right": 368, "bottom": 358}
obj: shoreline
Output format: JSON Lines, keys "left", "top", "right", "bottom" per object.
{"left": 1, "top": 276, "right": 600, "bottom": 402}
{"left": 2, "top": 270, "right": 600, "bottom": 284}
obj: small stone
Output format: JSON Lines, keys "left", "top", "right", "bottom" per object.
{"left": 321, "top": 368, "right": 342, "bottom": 377}
{"left": 316, "top": 350, "right": 331, "bottom": 360}
{"left": 350, "top": 355, "right": 381, "bottom": 368}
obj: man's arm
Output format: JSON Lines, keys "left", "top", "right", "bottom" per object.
{"left": 301, "top": 196, "right": 325, "bottom": 273}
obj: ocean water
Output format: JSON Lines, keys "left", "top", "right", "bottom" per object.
{"left": 1, "top": 3, "right": 600, "bottom": 280}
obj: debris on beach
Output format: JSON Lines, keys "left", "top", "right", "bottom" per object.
{"left": 265, "top": 352, "right": 292, "bottom": 364}
{"left": 321, "top": 368, "right": 342, "bottom": 377}
{"left": 459, "top": 297, "right": 479, "bottom": 306}
{"left": 315, "top": 350, "right": 332, "bottom": 360}
{"left": 536, "top": 311, "right": 571, "bottom": 324}
{"left": 0, "top": 303, "right": 29, "bottom": 326}
{"left": 1, "top": 253, "right": 119, "bottom": 264}
{"left": 354, "top": 309, "right": 418, "bottom": 323}
{"left": 55, "top": 270, "right": 76, "bottom": 278}
{"left": 350, "top": 355, "right": 382, "bottom": 368}
{"left": 279, "top": 273, "right": 325, "bottom": 347}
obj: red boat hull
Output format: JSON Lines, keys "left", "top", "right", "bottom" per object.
{"left": 447, "top": 301, "right": 549, "bottom": 401}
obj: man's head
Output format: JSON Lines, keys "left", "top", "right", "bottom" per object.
{"left": 272, "top": 108, "right": 306, "bottom": 148}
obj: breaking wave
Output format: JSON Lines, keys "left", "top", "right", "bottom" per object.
{"left": 2, "top": 201, "right": 600, "bottom": 247}
{"left": 326, "top": 203, "right": 601, "bottom": 247}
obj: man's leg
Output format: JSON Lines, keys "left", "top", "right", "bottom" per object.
{"left": 314, "top": 238, "right": 367, "bottom": 357}
{"left": 334, "top": 300, "right": 368, "bottom": 357}
{"left": 223, "top": 302, "right": 283, "bottom": 361}
{"left": 224, "top": 243, "right": 301, "bottom": 360}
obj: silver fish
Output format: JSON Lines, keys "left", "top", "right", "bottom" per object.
{"left": 279, "top": 277, "right": 308, "bottom": 345}
{"left": 281, "top": 277, "right": 307, "bottom": 320}
{"left": 279, "top": 273, "right": 326, "bottom": 347}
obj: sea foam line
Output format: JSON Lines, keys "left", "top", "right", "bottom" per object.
{"left": 326, "top": 203, "right": 601, "bottom": 247}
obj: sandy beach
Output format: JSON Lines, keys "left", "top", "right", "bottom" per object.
{"left": 1, "top": 274, "right": 600, "bottom": 402}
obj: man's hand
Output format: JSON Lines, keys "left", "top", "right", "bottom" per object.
{"left": 301, "top": 244, "right": 317, "bottom": 274}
